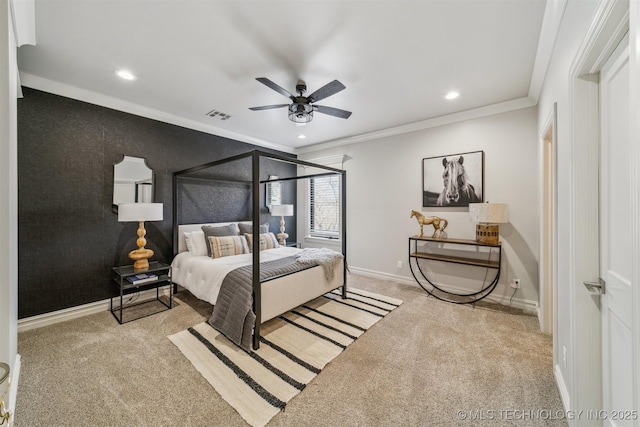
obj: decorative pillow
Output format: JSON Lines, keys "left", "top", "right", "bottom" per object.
{"left": 208, "top": 235, "right": 249, "bottom": 259}
{"left": 244, "top": 232, "right": 280, "bottom": 252}
{"left": 201, "top": 224, "right": 240, "bottom": 257}
{"left": 238, "top": 222, "right": 269, "bottom": 235}
{"left": 184, "top": 230, "right": 208, "bottom": 256}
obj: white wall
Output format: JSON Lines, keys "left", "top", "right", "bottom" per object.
{"left": 298, "top": 106, "right": 539, "bottom": 308}
{"left": 1, "top": 0, "right": 20, "bottom": 410}
{"left": 536, "top": 0, "right": 601, "bottom": 413}
{"left": 631, "top": 1, "right": 640, "bottom": 416}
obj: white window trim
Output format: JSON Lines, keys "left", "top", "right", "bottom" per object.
{"left": 299, "top": 155, "right": 345, "bottom": 244}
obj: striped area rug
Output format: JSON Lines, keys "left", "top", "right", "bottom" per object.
{"left": 169, "top": 288, "right": 402, "bottom": 427}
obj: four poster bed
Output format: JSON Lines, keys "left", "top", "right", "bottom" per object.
{"left": 171, "top": 150, "right": 347, "bottom": 350}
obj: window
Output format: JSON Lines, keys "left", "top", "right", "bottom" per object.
{"left": 309, "top": 175, "right": 340, "bottom": 239}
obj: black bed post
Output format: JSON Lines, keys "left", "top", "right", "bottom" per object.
{"left": 341, "top": 170, "right": 347, "bottom": 299}
{"left": 252, "top": 151, "right": 261, "bottom": 350}
{"left": 172, "top": 172, "right": 179, "bottom": 295}
{"left": 172, "top": 172, "right": 178, "bottom": 257}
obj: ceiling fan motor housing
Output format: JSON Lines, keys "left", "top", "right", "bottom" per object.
{"left": 295, "top": 82, "right": 307, "bottom": 95}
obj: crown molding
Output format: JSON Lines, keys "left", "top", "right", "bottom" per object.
{"left": 528, "top": 0, "right": 568, "bottom": 103}
{"left": 295, "top": 96, "right": 536, "bottom": 155}
{"left": 19, "top": 72, "right": 295, "bottom": 154}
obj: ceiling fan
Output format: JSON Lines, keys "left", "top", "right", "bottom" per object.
{"left": 249, "top": 77, "right": 352, "bottom": 124}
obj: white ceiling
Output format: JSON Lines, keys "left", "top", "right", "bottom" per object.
{"left": 17, "top": 0, "right": 552, "bottom": 153}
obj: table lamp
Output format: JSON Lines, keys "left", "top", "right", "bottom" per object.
{"left": 118, "top": 203, "right": 163, "bottom": 270}
{"left": 270, "top": 204, "right": 294, "bottom": 245}
{"left": 469, "top": 203, "right": 508, "bottom": 245}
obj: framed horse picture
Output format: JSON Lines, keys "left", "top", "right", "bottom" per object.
{"left": 422, "top": 150, "right": 484, "bottom": 207}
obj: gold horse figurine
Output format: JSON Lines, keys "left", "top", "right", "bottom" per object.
{"left": 410, "top": 210, "right": 448, "bottom": 238}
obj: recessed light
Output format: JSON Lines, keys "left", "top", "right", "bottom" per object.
{"left": 445, "top": 91, "right": 459, "bottom": 100}
{"left": 115, "top": 70, "right": 137, "bottom": 81}
{"left": 298, "top": 134, "right": 306, "bottom": 139}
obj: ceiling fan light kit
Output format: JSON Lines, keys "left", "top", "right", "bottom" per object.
{"left": 250, "top": 77, "right": 352, "bottom": 124}
{"left": 288, "top": 103, "right": 313, "bottom": 123}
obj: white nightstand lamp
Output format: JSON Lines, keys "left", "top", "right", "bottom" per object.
{"left": 270, "top": 204, "right": 294, "bottom": 246}
{"left": 118, "top": 203, "right": 164, "bottom": 270}
{"left": 469, "top": 203, "right": 508, "bottom": 245}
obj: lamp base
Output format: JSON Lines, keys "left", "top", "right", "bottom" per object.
{"left": 475, "top": 224, "right": 500, "bottom": 245}
{"left": 277, "top": 215, "right": 289, "bottom": 246}
{"left": 276, "top": 232, "right": 289, "bottom": 246}
{"left": 129, "top": 248, "right": 154, "bottom": 271}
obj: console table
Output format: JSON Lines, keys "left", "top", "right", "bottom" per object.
{"left": 408, "top": 235, "right": 502, "bottom": 304}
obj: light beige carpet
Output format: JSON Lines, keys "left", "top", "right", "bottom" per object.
{"left": 14, "top": 273, "right": 565, "bottom": 426}
{"left": 169, "top": 289, "right": 402, "bottom": 427}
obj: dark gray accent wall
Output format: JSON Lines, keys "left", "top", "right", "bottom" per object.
{"left": 17, "top": 88, "right": 296, "bottom": 318}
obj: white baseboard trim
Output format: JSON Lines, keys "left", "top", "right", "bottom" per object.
{"left": 18, "top": 288, "right": 169, "bottom": 332}
{"left": 537, "top": 305, "right": 544, "bottom": 331}
{"left": 554, "top": 364, "right": 571, "bottom": 414}
{"left": 349, "top": 266, "right": 416, "bottom": 286}
{"left": 20, "top": 267, "right": 537, "bottom": 331}
{"left": 349, "top": 266, "right": 538, "bottom": 313}
{"left": 7, "top": 354, "right": 20, "bottom": 427}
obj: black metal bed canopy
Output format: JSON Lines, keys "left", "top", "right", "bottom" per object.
{"left": 172, "top": 149, "right": 347, "bottom": 349}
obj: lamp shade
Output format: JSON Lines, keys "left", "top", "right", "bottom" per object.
{"left": 118, "top": 203, "right": 163, "bottom": 222}
{"left": 469, "top": 203, "right": 509, "bottom": 224}
{"left": 270, "top": 204, "right": 294, "bottom": 217}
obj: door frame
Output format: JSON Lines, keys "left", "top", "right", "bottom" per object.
{"left": 539, "top": 102, "right": 557, "bottom": 339}
{"left": 568, "top": 0, "right": 630, "bottom": 418}
{"left": 629, "top": 0, "right": 640, "bottom": 414}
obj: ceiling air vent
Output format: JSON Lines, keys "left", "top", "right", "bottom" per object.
{"left": 206, "top": 109, "right": 231, "bottom": 120}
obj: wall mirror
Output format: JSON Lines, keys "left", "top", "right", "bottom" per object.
{"left": 113, "top": 156, "right": 154, "bottom": 209}
{"left": 266, "top": 175, "right": 281, "bottom": 212}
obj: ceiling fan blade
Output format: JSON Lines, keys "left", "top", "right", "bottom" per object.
{"left": 249, "top": 104, "right": 289, "bottom": 111}
{"left": 255, "top": 77, "right": 294, "bottom": 99}
{"left": 314, "top": 105, "right": 352, "bottom": 119}
{"left": 307, "top": 80, "right": 346, "bottom": 103}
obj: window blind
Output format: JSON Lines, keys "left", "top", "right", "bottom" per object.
{"left": 309, "top": 175, "right": 340, "bottom": 238}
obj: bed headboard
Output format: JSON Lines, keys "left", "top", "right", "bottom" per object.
{"left": 177, "top": 222, "right": 236, "bottom": 253}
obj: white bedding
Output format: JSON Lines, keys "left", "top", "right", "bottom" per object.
{"left": 171, "top": 246, "right": 302, "bottom": 305}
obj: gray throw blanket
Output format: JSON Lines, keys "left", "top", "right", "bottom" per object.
{"left": 295, "top": 248, "right": 344, "bottom": 281}
{"left": 208, "top": 256, "right": 318, "bottom": 351}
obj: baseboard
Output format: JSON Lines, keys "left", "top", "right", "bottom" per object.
{"left": 7, "top": 354, "right": 20, "bottom": 427}
{"left": 349, "top": 266, "right": 417, "bottom": 286}
{"left": 18, "top": 288, "right": 169, "bottom": 332}
{"left": 554, "top": 364, "right": 571, "bottom": 414}
{"left": 20, "top": 268, "right": 537, "bottom": 330}
{"left": 537, "top": 305, "right": 543, "bottom": 330}
{"left": 349, "top": 266, "right": 538, "bottom": 313}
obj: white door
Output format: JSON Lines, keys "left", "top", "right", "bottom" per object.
{"left": 597, "top": 34, "right": 634, "bottom": 425}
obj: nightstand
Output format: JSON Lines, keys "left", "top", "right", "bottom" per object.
{"left": 111, "top": 261, "right": 173, "bottom": 324}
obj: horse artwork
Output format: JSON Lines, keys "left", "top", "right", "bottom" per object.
{"left": 422, "top": 151, "right": 484, "bottom": 207}
{"left": 436, "top": 156, "right": 482, "bottom": 206}
{"left": 410, "top": 210, "right": 448, "bottom": 238}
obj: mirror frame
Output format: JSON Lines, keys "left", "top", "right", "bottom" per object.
{"left": 112, "top": 155, "right": 154, "bottom": 212}
{"left": 265, "top": 175, "right": 281, "bottom": 212}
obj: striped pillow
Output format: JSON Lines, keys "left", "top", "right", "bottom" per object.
{"left": 202, "top": 224, "right": 240, "bottom": 257}
{"left": 208, "top": 235, "right": 249, "bottom": 258}
{"left": 244, "top": 232, "right": 279, "bottom": 252}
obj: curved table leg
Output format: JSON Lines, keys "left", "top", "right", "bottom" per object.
{"left": 409, "top": 256, "right": 501, "bottom": 304}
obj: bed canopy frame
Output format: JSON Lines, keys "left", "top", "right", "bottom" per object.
{"left": 172, "top": 149, "right": 347, "bottom": 349}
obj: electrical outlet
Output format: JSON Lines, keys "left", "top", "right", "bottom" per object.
{"left": 397, "top": 261, "right": 403, "bottom": 269}
{"left": 510, "top": 279, "right": 520, "bottom": 289}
